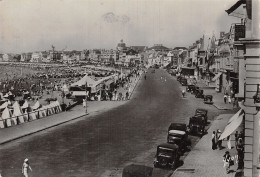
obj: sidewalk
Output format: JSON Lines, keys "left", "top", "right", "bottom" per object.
{"left": 172, "top": 114, "right": 241, "bottom": 177}
{"left": 195, "top": 79, "right": 234, "bottom": 110}
{"left": 0, "top": 73, "right": 144, "bottom": 145}
{"left": 116, "top": 70, "right": 143, "bottom": 100}
{"left": 0, "top": 101, "right": 124, "bottom": 145}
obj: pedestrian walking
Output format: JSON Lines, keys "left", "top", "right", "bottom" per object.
{"left": 232, "top": 97, "right": 236, "bottom": 108}
{"left": 227, "top": 135, "right": 232, "bottom": 149}
{"left": 22, "top": 158, "right": 32, "bottom": 177}
{"left": 224, "top": 94, "right": 227, "bottom": 104}
{"left": 235, "top": 98, "right": 239, "bottom": 108}
{"left": 235, "top": 131, "right": 239, "bottom": 145}
{"left": 216, "top": 129, "right": 222, "bottom": 149}
{"left": 228, "top": 95, "right": 232, "bottom": 104}
{"left": 126, "top": 92, "right": 129, "bottom": 100}
{"left": 223, "top": 151, "right": 231, "bottom": 174}
{"left": 182, "top": 89, "right": 185, "bottom": 98}
{"left": 83, "top": 98, "right": 86, "bottom": 108}
{"left": 144, "top": 75, "right": 146, "bottom": 80}
{"left": 212, "top": 131, "right": 216, "bottom": 150}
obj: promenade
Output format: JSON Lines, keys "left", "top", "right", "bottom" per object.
{"left": 0, "top": 71, "right": 143, "bottom": 145}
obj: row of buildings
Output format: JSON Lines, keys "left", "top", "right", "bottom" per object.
{"left": 0, "top": 40, "right": 145, "bottom": 67}
{"left": 174, "top": 1, "right": 259, "bottom": 176}
{"left": 175, "top": 23, "right": 246, "bottom": 98}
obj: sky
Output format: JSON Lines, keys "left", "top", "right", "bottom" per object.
{"left": 0, "top": 0, "right": 241, "bottom": 53}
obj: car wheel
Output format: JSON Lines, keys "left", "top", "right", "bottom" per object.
{"left": 171, "top": 162, "right": 176, "bottom": 169}
{"left": 154, "top": 163, "right": 158, "bottom": 168}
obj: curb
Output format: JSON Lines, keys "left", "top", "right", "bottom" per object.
{"left": 213, "top": 104, "right": 232, "bottom": 110}
{"left": 129, "top": 72, "right": 143, "bottom": 100}
{"left": 0, "top": 112, "right": 88, "bottom": 145}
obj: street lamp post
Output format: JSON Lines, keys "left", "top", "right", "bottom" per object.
{"left": 85, "top": 82, "right": 88, "bottom": 114}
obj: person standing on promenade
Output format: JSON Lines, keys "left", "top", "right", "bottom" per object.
{"left": 226, "top": 135, "right": 231, "bottom": 149}
{"left": 83, "top": 98, "right": 86, "bottom": 108}
{"left": 235, "top": 131, "right": 239, "bottom": 148}
{"left": 126, "top": 92, "right": 129, "bottom": 100}
{"left": 228, "top": 95, "right": 232, "bottom": 104}
{"left": 22, "top": 158, "right": 32, "bottom": 177}
{"left": 182, "top": 89, "right": 185, "bottom": 98}
{"left": 223, "top": 151, "right": 231, "bottom": 174}
{"left": 212, "top": 131, "right": 216, "bottom": 150}
{"left": 224, "top": 94, "right": 227, "bottom": 104}
{"left": 216, "top": 129, "right": 222, "bottom": 149}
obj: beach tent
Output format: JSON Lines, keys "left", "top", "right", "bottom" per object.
{"left": 38, "top": 107, "right": 47, "bottom": 118}
{"left": 44, "top": 104, "right": 53, "bottom": 115}
{"left": 3, "top": 93, "right": 9, "bottom": 98}
{"left": 2, "top": 107, "right": 12, "bottom": 127}
{"left": 12, "top": 101, "right": 25, "bottom": 123}
{"left": 49, "top": 103, "right": 56, "bottom": 114}
{"left": 52, "top": 101, "right": 60, "bottom": 113}
{"left": 48, "top": 102, "right": 56, "bottom": 114}
{"left": 0, "top": 102, "right": 8, "bottom": 109}
{"left": 32, "top": 101, "right": 41, "bottom": 110}
{"left": 23, "top": 110, "right": 29, "bottom": 122}
{"left": 71, "top": 74, "right": 96, "bottom": 87}
{"left": 28, "top": 111, "right": 37, "bottom": 121}
{"left": 0, "top": 117, "right": 5, "bottom": 128}
{"left": 55, "top": 101, "right": 62, "bottom": 112}
{"left": 21, "top": 100, "right": 29, "bottom": 109}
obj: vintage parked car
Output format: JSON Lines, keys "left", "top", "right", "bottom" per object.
{"left": 154, "top": 143, "right": 180, "bottom": 169}
{"left": 180, "top": 78, "right": 188, "bottom": 86}
{"left": 167, "top": 123, "right": 191, "bottom": 152}
{"left": 192, "top": 86, "right": 200, "bottom": 95}
{"left": 195, "top": 89, "right": 204, "bottom": 98}
{"left": 195, "top": 108, "right": 208, "bottom": 124}
{"left": 204, "top": 95, "right": 213, "bottom": 104}
{"left": 188, "top": 115, "right": 206, "bottom": 136}
{"left": 186, "top": 85, "right": 196, "bottom": 93}
{"left": 122, "top": 164, "right": 153, "bottom": 177}
{"left": 177, "top": 76, "right": 183, "bottom": 82}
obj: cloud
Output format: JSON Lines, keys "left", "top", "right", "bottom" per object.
{"left": 102, "top": 12, "right": 118, "bottom": 23}
{"left": 120, "top": 15, "right": 130, "bottom": 25}
{"left": 102, "top": 12, "right": 130, "bottom": 25}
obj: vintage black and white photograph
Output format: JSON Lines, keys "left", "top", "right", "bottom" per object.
{"left": 0, "top": 0, "right": 259, "bottom": 177}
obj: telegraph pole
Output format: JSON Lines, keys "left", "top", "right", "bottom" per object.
{"left": 85, "top": 82, "right": 88, "bottom": 114}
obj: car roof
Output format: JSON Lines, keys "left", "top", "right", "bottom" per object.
{"left": 158, "top": 143, "right": 178, "bottom": 150}
{"left": 169, "top": 123, "right": 186, "bottom": 130}
{"left": 196, "top": 108, "right": 207, "bottom": 112}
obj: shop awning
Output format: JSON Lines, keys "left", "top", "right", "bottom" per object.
{"left": 212, "top": 72, "right": 222, "bottom": 81}
{"left": 219, "top": 109, "right": 244, "bottom": 140}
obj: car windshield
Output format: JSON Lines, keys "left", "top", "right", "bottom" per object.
{"left": 169, "top": 133, "right": 182, "bottom": 138}
{"left": 190, "top": 117, "right": 204, "bottom": 124}
{"left": 196, "top": 109, "right": 207, "bottom": 114}
{"left": 170, "top": 124, "right": 186, "bottom": 131}
{"left": 158, "top": 148, "right": 173, "bottom": 158}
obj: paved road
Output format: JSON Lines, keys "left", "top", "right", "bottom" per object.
{"left": 0, "top": 69, "right": 221, "bottom": 177}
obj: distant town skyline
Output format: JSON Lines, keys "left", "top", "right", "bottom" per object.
{"left": 0, "top": 0, "right": 241, "bottom": 53}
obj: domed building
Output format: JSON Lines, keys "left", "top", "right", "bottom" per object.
{"left": 117, "top": 39, "right": 127, "bottom": 52}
